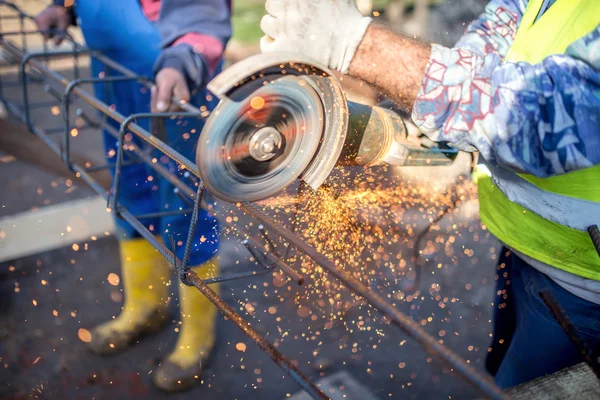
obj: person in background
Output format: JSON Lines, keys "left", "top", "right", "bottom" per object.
{"left": 35, "top": 0, "right": 231, "bottom": 392}
{"left": 260, "top": 0, "right": 600, "bottom": 389}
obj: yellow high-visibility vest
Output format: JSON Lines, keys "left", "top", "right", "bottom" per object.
{"left": 478, "top": 0, "right": 600, "bottom": 279}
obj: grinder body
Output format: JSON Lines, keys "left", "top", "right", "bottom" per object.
{"left": 196, "top": 53, "right": 457, "bottom": 203}
{"left": 342, "top": 102, "right": 457, "bottom": 167}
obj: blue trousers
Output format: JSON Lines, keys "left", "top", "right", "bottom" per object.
{"left": 486, "top": 248, "right": 600, "bottom": 388}
{"left": 75, "top": 0, "right": 219, "bottom": 266}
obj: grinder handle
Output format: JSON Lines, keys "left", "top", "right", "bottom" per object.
{"left": 339, "top": 101, "right": 458, "bottom": 167}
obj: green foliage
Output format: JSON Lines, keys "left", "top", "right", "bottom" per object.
{"left": 230, "top": 0, "right": 444, "bottom": 45}
{"left": 231, "top": 0, "right": 265, "bottom": 45}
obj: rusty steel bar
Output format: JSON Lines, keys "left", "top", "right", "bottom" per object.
{"left": 184, "top": 269, "right": 327, "bottom": 399}
{"left": 540, "top": 289, "right": 600, "bottom": 380}
{"left": 201, "top": 268, "right": 272, "bottom": 285}
{"left": 258, "top": 224, "right": 280, "bottom": 255}
{"left": 258, "top": 224, "right": 305, "bottom": 285}
{"left": 20, "top": 50, "right": 92, "bottom": 128}
{"left": 589, "top": 225, "right": 600, "bottom": 259}
{"left": 244, "top": 236, "right": 305, "bottom": 286}
{"left": 63, "top": 75, "right": 152, "bottom": 170}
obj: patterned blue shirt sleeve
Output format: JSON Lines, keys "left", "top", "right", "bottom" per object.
{"left": 412, "top": 25, "right": 600, "bottom": 178}
{"left": 454, "top": 0, "right": 523, "bottom": 57}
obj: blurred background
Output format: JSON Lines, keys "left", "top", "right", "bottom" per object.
{"left": 0, "top": 1, "right": 499, "bottom": 400}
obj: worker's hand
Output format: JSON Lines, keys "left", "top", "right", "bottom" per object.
{"left": 33, "top": 5, "right": 73, "bottom": 46}
{"left": 260, "top": 0, "right": 372, "bottom": 74}
{"left": 151, "top": 67, "right": 190, "bottom": 113}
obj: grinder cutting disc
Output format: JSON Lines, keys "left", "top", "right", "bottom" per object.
{"left": 197, "top": 75, "right": 324, "bottom": 202}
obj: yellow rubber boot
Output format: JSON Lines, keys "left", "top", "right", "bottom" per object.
{"left": 153, "top": 257, "right": 220, "bottom": 392}
{"left": 86, "top": 238, "right": 171, "bottom": 355}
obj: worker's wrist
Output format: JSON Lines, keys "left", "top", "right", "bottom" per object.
{"left": 51, "top": 1, "right": 76, "bottom": 25}
{"left": 154, "top": 45, "right": 208, "bottom": 95}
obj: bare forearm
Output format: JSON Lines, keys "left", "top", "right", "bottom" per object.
{"left": 348, "top": 24, "right": 431, "bottom": 112}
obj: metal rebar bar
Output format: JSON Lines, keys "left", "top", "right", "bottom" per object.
{"left": 180, "top": 184, "right": 204, "bottom": 277}
{"left": 258, "top": 224, "right": 280, "bottom": 255}
{"left": 540, "top": 289, "right": 600, "bottom": 380}
{"left": 83, "top": 161, "right": 137, "bottom": 173}
{"left": 243, "top": 236, "right": 304, "bottom": 285}
{"left": 258, "top": 224, "right": 305, "bottom": 285}
{"left": 202, "top": 268, "right": 273, "bottom": 285}
{"left": 19, "top": 49, "right": 93, "bottom": 129}
{"left": 26, "top": 99, "right": 57, "bottom": 109}
{"left": 588, "top": 225, "right": 600, "bottom": 259}
{"left": 135, "top": 209, "right": 194, "bottom": 220}
{"left": 63, "top": 75, "right": 151, "bottom": 170}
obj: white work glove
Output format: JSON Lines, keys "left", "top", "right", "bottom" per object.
{"left": 260, "top": 0, "right": 372, "bottom": 74}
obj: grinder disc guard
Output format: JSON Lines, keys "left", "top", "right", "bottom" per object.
{"left": 197, "top": 75, "right": 325, "bottom": 202}
{"left": 197, "top": 53, "right": 350, "bottom": 203}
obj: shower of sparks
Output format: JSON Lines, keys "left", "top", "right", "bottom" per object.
{"left": 220, "top": 164, "right": 483, "bottom": 355}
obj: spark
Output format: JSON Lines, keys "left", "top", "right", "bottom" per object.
{"left": 235, "top": 342, "right": 247, "bottom": 352}
{"left": 107, "top": 273, "right": 120, "bottom": 286}
{"left": 250, "top": 96, "right": 265, "bottom": 110}
{"left": 252, "top": 169, "right": 478, "bottom": 331}
{"left": 78, "top": 328, "right": 92, "bottom": 343}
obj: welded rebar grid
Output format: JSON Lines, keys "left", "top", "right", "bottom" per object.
{"left": 0, "top": 3, "right": 508, "bottom": 399}
{"left": 0, "top": 5, "right": 326, "bottom": 398}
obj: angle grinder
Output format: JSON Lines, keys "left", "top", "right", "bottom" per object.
{"left": 196, "top": 53, "right": 457, "bottom": 203}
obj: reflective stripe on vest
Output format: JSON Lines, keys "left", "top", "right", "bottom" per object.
{"left": 478, "top": 0, "right": 600, "bottom": 279}
{"left": 485, "top": 163, "right": 599, "bottom": 231}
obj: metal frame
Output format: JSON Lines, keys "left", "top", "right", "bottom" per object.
{"left": 0, "top": 3, "right": 509, "bottom": 399}
{"left": 63, "top": 75, "right": 152, "bottom": 170}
